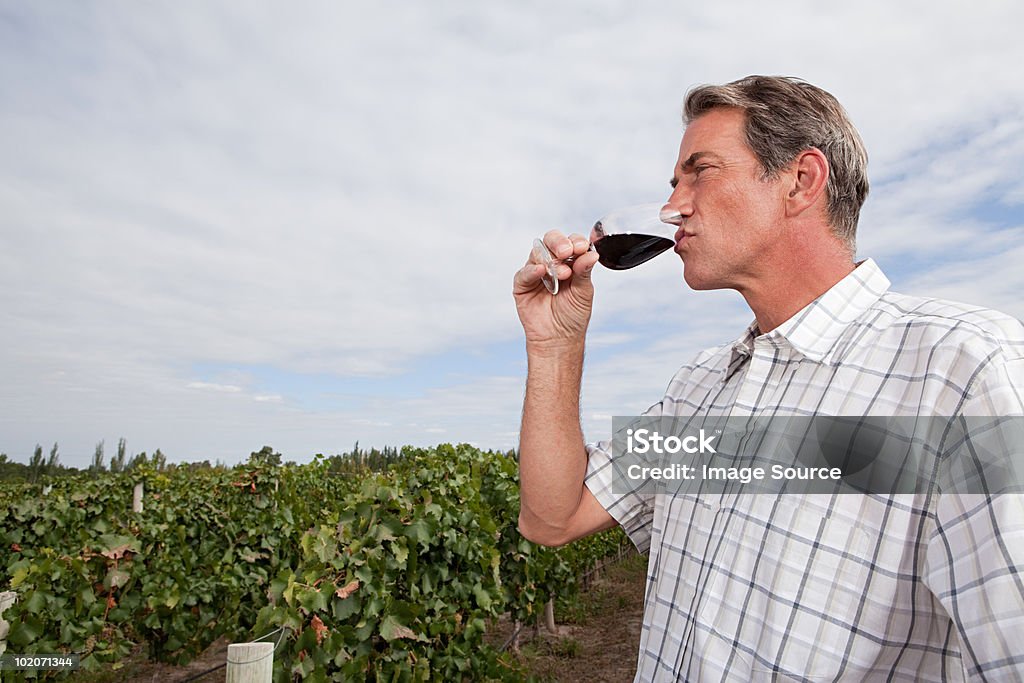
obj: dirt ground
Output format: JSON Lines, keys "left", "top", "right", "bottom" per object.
{"left": 496, "top": 551, "right": 647, "bottom": 682}
{"left": 96, "top": 551, "right": 647, "bottom": 682}
{"left": 80, "top": 639, "right": 231, "bottom": 683}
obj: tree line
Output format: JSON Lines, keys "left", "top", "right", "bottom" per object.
{"left": 0, "top": 440, "right": 501, "bottom": 483}
{"left": 0, "top": 438, "right": 223, "bottom": 483}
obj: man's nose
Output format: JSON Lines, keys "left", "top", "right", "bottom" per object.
{"left": 660, "top": 204, "right": 683, "bottom": 226}
{"left": 662, "top": 184, "right": 693, "bottom": 225}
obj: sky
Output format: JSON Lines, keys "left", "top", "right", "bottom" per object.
{"left": 2, "top": 1, "right": 1023, "bottom": 467}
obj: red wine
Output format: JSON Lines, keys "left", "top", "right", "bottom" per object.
{"left": 594, "top": 233, "right": 675, "bottom": 270}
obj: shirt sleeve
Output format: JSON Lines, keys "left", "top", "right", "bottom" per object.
{"left": 924, "top": 357, "right": 1024, "bottom": 681}
{"left": 584, "top": 402, "right": 662, "bottom": 554}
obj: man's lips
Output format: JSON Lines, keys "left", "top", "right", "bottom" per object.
{"left": 674, "top": 227, "right": 694, "bottom": 250}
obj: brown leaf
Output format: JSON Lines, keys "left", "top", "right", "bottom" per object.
{"left": 388, "top": 623, "right": 418, "bottom": 640}
{"left": 101, "top": 544, "right": 133, "bottom": 560}
{"left": 310, "top": 615, "right": 329, "bottom": 645}
{"left": 335, "top": 580, "right": 360, "bottom": 599}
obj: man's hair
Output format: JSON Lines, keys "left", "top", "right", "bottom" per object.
{"left": 684, "top": 75, "right": 869, "bottom": 250}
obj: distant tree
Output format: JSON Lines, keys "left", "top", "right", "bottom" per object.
{"left": 1, "top": 452, "right": 27, "bottom": 481}
{"left": 29, "top": 444, "right": 45, "bottom": 483}
{"left": 151, "top": 449, "right": 167, "bottom": 471}
{"left": 326, "top": 443, "right": 403, "bottom": 476}
{"left": 126, "top": 451, "right": 148, "bottom": 471}
{"left": 46, "top": 442, "right": 60, "bottom": 475}
{"left": 249, "top": 445, "right": 282, "bottom": 467}
{"left": 90, "top": 441, "right": 106, "bottom": 475}
{"left": 109, "top": 438, "right": 127, "bottom": 473}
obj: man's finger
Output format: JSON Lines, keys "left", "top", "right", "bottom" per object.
{"left": 568, "top": 233, "right": 591, "bottom": 256}
{"left": 513, "top": 262, "right": 547, "bottom": 293}
{"left": 543, "top": 229, "right": 574, "bottom": 259}
{"left": 572, "top": 250, "right": 600, "bottom": 280}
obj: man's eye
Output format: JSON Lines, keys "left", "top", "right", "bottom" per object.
{"left": 694, "top": 165, "right": 711, "bottom": 175}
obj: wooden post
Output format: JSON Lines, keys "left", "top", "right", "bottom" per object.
{"left": 226, "top": 642, "right": 274, "bottom": 683}
{"left": 0, "top": 591, "right": 17, "bottom": 655}
{"left": 132, "top": 482, "right": 144, "bottom": 513}
{"left": 543, "top": 598, "right": 558, "bottom": 634}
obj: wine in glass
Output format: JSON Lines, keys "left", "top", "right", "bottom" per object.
{"left": 533, "top": 202, "right": 682, "bottom": 294}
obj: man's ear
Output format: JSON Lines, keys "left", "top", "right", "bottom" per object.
{"left": 785, "top": 148, "right": 829, "bottom": 218}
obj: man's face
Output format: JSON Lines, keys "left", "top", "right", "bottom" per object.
{"left": 665, "top": 107, "right": 788, "bottom": 292}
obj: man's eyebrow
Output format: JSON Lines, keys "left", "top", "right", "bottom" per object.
{"left": 670, "top": 152, "right": 718, "bottom": 188}
{"left": 680, "top": 151, "right": 717, "bottom": 171}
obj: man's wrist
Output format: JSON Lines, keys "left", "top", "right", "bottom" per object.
{"left": 525, "top": 337, "right": 585, "bottom": 359}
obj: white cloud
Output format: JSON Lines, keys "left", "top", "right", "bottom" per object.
{"left": 1, "top": 2, "right": 1022, "bottom": 464}
{"left": 187, "top": 382, "right": 243, "bottom": 393}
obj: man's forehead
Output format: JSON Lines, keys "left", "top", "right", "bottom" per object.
{"left": 678, "top": 108, "right": 747, "bottom": 154}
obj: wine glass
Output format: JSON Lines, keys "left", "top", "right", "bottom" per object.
{"left": 533, "top": 202, "right": 682, "bottom": 294}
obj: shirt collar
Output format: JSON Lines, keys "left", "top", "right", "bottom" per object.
{"left": 730, "top": 258, "right": 891, "bottom": 365}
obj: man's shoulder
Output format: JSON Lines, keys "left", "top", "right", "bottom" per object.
{"left": 688, "top": 340, "right": 736, "bottom": 366}
{"left": 876, "top": 291, "right": 1024, "bottom": 359}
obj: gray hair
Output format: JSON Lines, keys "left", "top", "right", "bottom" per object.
{"left": 684, "top": 76, "right": 869, "bottom": 251}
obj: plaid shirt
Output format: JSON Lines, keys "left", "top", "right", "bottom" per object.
{"left": 585, "top": 259, "right": 1024, "bottom": 682}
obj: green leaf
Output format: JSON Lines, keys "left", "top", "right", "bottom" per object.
{"left": 25, "top": 590, "right": 48, "bottom": 613}
{"left": 405, "top": 519, "right": 432, "bottom": 546}
{"left": 97, "top": 534, "right": 139, "bottom": 558}
{"left": 472, "top": 584, "right": 492, "bottom": 610}
{"left": 379, "top": 615, "right": 424, "bottom": 642}
{"left": 163, "top": 589, "right": 181, "bottom": 609}
{"left": 282, "top": 576, "right": 298, "bottom": 606}
{"left": 298, "top": 587, "right": 328, "bottom": 614}
{"left": 78, "top": 586, "right": 96, "bottom": 609}
{"left": 373, "top": 519, "right": 403, "bottom": 543}
{"left": 392, "top": 542, "right": 409, "bottom": 566}
{"left": 8, "top": 615, "right": 45, "bottom": 646}
{"left": 333, "top": 593, "right": 361, "bottom": 621}
{"left": 104, "top": 567, "right": 130, "bottom": 590}
{"left": 9, "top": 560, "right": 31, "bottom": 589}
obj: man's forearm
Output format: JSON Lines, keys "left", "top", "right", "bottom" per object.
{"left": 518, "top": 340, "right": 590, "bottom": 543}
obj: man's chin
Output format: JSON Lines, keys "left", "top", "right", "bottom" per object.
{"left": 682, "top": 269, "right": 723, "bottom": 292}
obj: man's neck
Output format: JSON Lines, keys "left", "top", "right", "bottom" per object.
{"left": 741, "top": 246, "right": 856, "bottom": 335}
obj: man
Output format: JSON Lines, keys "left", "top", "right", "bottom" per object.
{"left": 513, "top": 76, "right": 1024, "bottom": 681}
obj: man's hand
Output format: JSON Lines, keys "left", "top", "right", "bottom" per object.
{"left": 513, "top": 230, "right": 600, "bottom": 345}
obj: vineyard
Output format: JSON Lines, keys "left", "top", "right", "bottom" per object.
{"left": 0, "top": 444, "right": 628, "bottom": 681}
